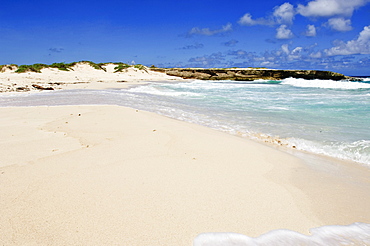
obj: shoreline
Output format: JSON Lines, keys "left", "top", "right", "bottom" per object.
{"left": 1, "top": 105, "right": 370, "bottom": 245}
{"left": 1, "top": 64, "right": 370, "bottom": 244}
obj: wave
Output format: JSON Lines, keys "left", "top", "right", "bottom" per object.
{"left": 294, "top": 139, "right": 370, "bottom": 166}
{"left": 281, "top": 78, "right": 370, "bottom": 90}
{"left": 128, "top": 85, "right": 203, "bottom": 97}
{"left": 194, "top": 223, "right": 370, "bottom": 246}
{"left": 250, "top": 134, "right": 370, "bottom": 166}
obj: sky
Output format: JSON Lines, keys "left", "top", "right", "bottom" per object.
{"left": 1, "top": 0, "right": 369, "bottom": 75}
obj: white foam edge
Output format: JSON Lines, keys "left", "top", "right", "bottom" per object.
{"left": 281, "top": 78, "right": 370, "bottom": 89}
{"left": 193, "top": 222, "right": 370, "bottom": 246}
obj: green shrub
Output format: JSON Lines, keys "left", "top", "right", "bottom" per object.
{"left": 79, "top": 61, "right": 107, "bottom": 71}
{"left": 114, "top": 63, "right": 131, "bottom": 73}
{"left": 10, "top": 61, "right": 148, "bottom": 73}
{"left": 15, "top": 63, "right": 48, "bottom": 73}
{"left": 50, "top": 62, "right": 77, "bottom": 71}
{"left": 134, "top": 64, "right": 147, "bottom": 70}
{"left": 1, "top": 64, "right": 18, "bottom": 72}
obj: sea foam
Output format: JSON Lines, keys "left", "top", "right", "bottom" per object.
{"left": 193, "top": 223, "right": 370, "bottom": 246}
{"left": 281, "top": 78, "right": 370, "bottom": 89}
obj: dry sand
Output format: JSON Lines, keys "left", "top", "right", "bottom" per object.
{"left": 1, "top": 105, "right": 370, "bottom": 246}
{"left": 1, "top": 64, "right": 370, "bottom": 245}
{"left": 0, "top": 63, "right": 184, "bottom": 92}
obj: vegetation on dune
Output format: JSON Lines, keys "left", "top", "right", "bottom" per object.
{"left": 133, "top": 64, "right": 147, "bottom": 70}
{"left": 15, "top": 63, "right": 49, "bottom": 73}
{"left": 113, "top": 63, "right": 131, "bottom": 73}
{"left": 0, "top": 64, "right": 18, "bottom": 72}
{"left": 10, "top": 61, "right": 110, "bottom": 73}
{"left": 80, "top": 61, "right": 107, "bottom": 71}
{"left": 1, "top": 61, "right": 151, "bottom": 73}
{"left": 49, "top": 62, "right": 77, "bottom": 71}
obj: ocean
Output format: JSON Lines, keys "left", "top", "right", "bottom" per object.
{"left": 1, "top": 77, "right": 369, "bottom": 166}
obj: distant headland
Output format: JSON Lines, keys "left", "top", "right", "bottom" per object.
{"left": 150, "top": 67, "right": 353, "bottom": 81}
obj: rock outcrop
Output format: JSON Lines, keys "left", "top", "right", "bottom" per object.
{"left": 150, "top": 68, "right": 350, "bottom": 81}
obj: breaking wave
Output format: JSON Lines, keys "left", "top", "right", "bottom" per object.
{"left": 194, "top": 223, "right": 370, "bottom": 246}
{"left": 281, "top": 78, "right": 370, "bottom": 90}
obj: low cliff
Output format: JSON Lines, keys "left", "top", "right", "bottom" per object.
{"left": 150, "top": 68, "right": 350, "bottom": 81}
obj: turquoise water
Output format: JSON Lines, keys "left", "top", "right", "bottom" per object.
{"left": 0, "top": 77, "right": 369, "bottom": 166}
{"left": 127, "top": 78, "right": 370, "bottom": 166}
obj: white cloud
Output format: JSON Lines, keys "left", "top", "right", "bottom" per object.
{"left": 239, "top": 2, "right": 295, "bottom": 26}
{"left": 276, "top": 25, "right": 294, "bottom": 39}
{"left": 189, "top": 23, "right": 232, "bottom": 36}
{"left": 280, "top": 45, "right": 305, "bottom": 60}
{"left": 297, "top": 0, "right": 370, "bottom": 17}
{"left": 281, "top": 44, "right": 290, "bottom": 55}
{"left": 305, "top": 24, "right": 317, "bottom": 36}
{"left": 309, "top": 51, "right": 323, "bottom": 58}
{"left": 325, "top": 25, "right": 370, "bottom": 55}
{"left": 238, "top": 13, "right": 272, "bottom": 26}
{"left": 273, "top": 3, "right": 295, "bottom": 24}
{"left": 289, "top": 47, "right": 303, "bottom": 59}
{"left": 326, "top": 17, "right": 352, "bottom": 31}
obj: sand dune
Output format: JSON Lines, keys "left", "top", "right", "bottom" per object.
{"left": 0, "top": 62, "right": 184, "bottom": 93}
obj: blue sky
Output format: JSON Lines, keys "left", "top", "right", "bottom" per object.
{"left": 1, "top": 0, "right": 369, "bottom": 75}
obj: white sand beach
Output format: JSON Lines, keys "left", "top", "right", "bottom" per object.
{"left": 0, "top": 62, "right": 184, "bottom": 92}
{"left": 0, "top": 64, "right": 370, "bottom": 245}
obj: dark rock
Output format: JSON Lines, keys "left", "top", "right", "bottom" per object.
{"left": 150, "top": 68, "right": 351, "bottom": 81}
{"left": 32, "top": 84, "right": 54, "bottom": 90}
{"left": 16, "top": 87, "right": 29, "bottom": 91}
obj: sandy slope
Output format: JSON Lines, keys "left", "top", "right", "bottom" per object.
{"left": 0, "top": 63, "right": 184, "bottom": 92}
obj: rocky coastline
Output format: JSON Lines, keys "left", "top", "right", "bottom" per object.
{"left": 150, "top": 68, "right": 352, "bottom": 81}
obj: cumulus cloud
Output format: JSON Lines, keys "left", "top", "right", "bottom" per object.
{"left": 188, "top": 23, "right": 232, "bottom": 36}
{"left": 276, "top": 25, "right": 294, "bottom": 39}
{"left": 278, "top": 44, "right": 306, "bottom": 60}
{"left": 238, "top": 13, "right": 273, "bottom": 26}
{"left": 273, "top": 2, "right": 295, "bottom": 24}
{"left": 326, "top": 17, "right": 352, "bottom": 31}
{"left": 289, "top": 47, "right": 304, "bottom": 59}
{"left": 222, "top": 39, "right": 239, "bottom": 47}
{"left": 297, "top": 0, "right": 370, "bottom": 17}
{"left": 309, "top": 51, "right": 323, "bottom": 58}
{"left": 183, "top": 43, "right": 367, "bottom": 72}
{"left": 325, "top": 25, "right": 370, "bottom": 55}
{"left": 281, "top": 44, "right": 290, "bottom": 55}
{"left": 305, "top": 24, "right": 317, "bottom": 36}
{"left": 239, "top": 2, "right": 296, "bottom": 26}
{"left": 237, "top": 0, "right": 369, "bottom": 40}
